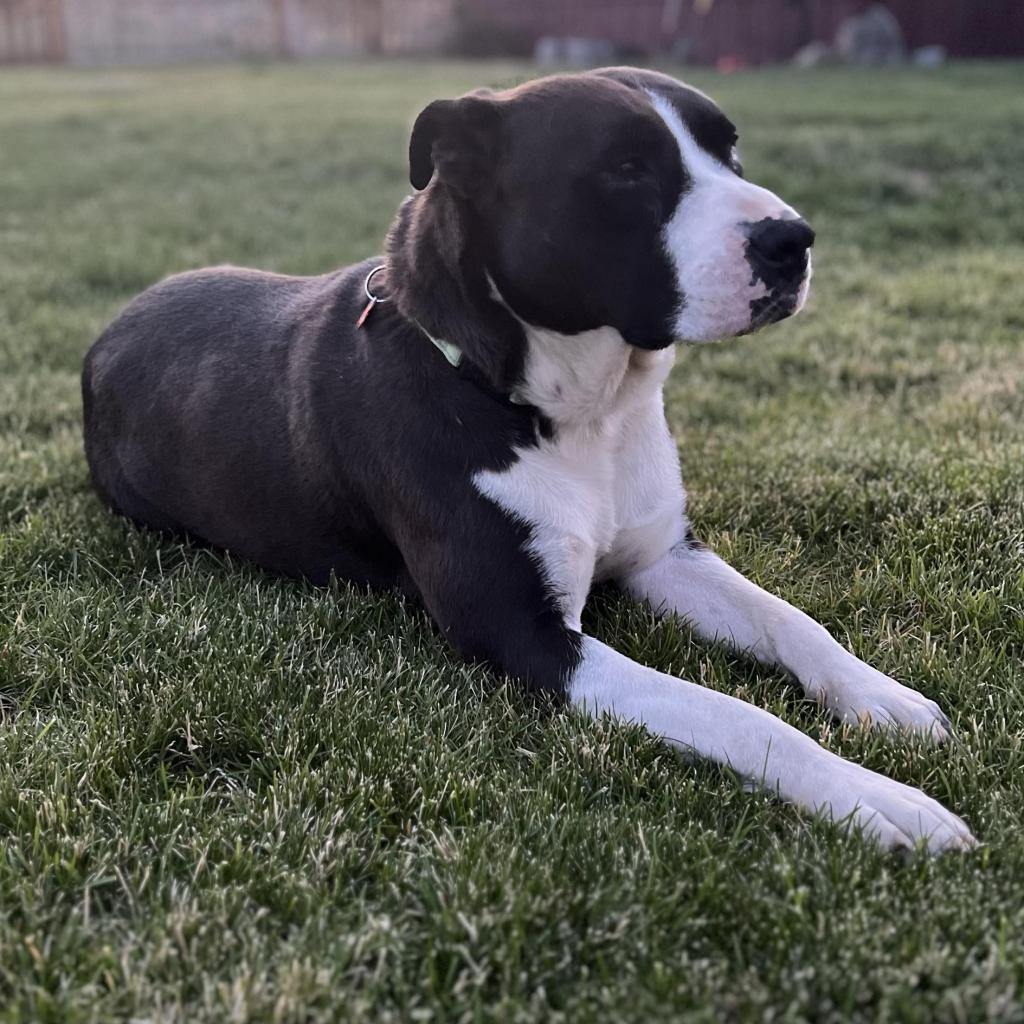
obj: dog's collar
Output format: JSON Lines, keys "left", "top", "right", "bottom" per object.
{"left": 413, "top": 318, "right": 463, "bottom": 368}
{"left": 357, "top": 264, "right": 463, "bottom": 368}
{"left": 357, "top": 264, "right": 529, "bottom": 406}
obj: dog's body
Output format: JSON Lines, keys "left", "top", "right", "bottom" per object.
{"left": 82, "top": 68, "right": 974, "bottom": 851}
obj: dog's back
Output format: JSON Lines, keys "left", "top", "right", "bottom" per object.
{"left": 82, "top": 262, "right": 391, "bottom": 582}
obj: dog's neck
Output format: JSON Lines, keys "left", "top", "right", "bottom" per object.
{"left": 385, "top": 190, "right": 526, "bottom": 394}
{"left": 385, "top": 189, "right": 674, "bottom": 430}
{"left": 513, "top": 324, "right": 675, "bottom": 430}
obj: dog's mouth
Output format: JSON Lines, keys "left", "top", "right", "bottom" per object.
{"left": 741, "top": 261, "right": 812, "bottom": 336}
{"left": 745, "top": 291, "right": 800, "bottom": 333}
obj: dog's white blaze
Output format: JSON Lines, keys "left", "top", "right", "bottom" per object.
{"left": 646, "top": 89, "right": 803, "bottom": 342}
{"left": 474, "top": 325, "right": 682, "bottom": 630}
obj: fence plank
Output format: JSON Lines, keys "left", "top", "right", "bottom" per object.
{"left": 0, "top": 0, "right": 59, "bottom": 63}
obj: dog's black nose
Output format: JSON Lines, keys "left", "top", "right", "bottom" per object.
{"left": 747, "top": 218, "right": 815, "bottom": 276}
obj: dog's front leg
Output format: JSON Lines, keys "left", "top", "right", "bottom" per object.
{"left": 621, "top": 538, "right": 953, "bottom": 739}
{"left": 570, "top": 637, "right": 973, "bottom": 851}
{"left": 396, "top": 513, "right": 969, "bottom": 849}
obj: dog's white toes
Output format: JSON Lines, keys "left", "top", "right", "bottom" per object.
{"left": 817, "top": 661, "right": 952, "bottom": 743}
{"left": 854, "top": 693, "right": 952, "bottom": 743}
{"left": 818, "top": 765, "right": 976, "bottom": 853}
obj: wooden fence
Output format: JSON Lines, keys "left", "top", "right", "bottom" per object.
{"left": 0, "top": 0, "right": 456, "bottom": 66}
{"left": 2, "top": 0, "right": 1023, "bottom": 66}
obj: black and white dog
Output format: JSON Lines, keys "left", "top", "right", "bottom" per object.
{"left": 82, "top": 68, "right": 974, "bottom": 852}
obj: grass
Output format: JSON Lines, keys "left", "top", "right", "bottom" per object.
{"left": 1, "top": 58, "right": 1023, "bottom": 1022}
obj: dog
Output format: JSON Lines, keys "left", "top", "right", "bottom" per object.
{"left": 81, "top": 67, "right": 974, "bottom": 852}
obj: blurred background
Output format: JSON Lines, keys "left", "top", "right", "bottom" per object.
{"left": 2, "top": 0, "right": 1023, "bottom": 69}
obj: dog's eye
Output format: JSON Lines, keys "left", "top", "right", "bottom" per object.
{"left": 612, "top": 157, "right": 652, "bottom": 183}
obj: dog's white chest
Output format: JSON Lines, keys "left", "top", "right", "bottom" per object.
{"left": 473, "top": 331, "right": 686, "bottom": 631}
{"left": 475, "top": 424, "right": 619, "bottom": 631}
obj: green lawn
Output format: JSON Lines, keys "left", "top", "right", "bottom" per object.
{"left": 1, "top": 59, "right": 1023, "bottom": 1022}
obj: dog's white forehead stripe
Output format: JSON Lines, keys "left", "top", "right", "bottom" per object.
{"left": 638, "top": 85, "right": 805, "bottom": 344}
{"left": 645, "top": 89, "right": 734, "bottom": 184}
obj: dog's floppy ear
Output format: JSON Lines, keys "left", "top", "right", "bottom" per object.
{"left": 409, "top": 91, "right": 501, "bottom": 194}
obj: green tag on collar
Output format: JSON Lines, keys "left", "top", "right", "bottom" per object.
{"left": 410, "top": 318, "right": 526, "bottom": 408}
{"left": 414, "top": 319, "right": 462, "bottom": 368}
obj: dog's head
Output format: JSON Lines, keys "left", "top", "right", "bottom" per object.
{"left": 406, "top": 67, "right": 812, "bottom": 350}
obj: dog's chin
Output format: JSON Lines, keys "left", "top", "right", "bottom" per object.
{"left": 675, "top": 303, "right": 796, "bottom": 344}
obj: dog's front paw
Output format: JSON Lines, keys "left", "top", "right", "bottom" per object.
{"left": 809, "top": 655, "right": 952, "bottom": 743}
{"left": 813, "top": 760, "right": 976, "bottom": 853}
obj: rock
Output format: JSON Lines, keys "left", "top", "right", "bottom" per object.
{"left": 912, "top": 45, "right": 948, "bottom": 68}
{"left": 534, "top": 36, "right": 616, "bottom": 68}
{"left": 792, "top": 41, "right": 840, "bottom": 68}
{"left": 565, "top": 37, "right": 616, "bottom": 66}
{"left": 835, "top": 4, "right": 906, "bottom": 66}
{"left": 534, "top": 36, "right": 562, "bottom": 67}
{"left": 668, "top": 36, "right": 694, "bottom": 65}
